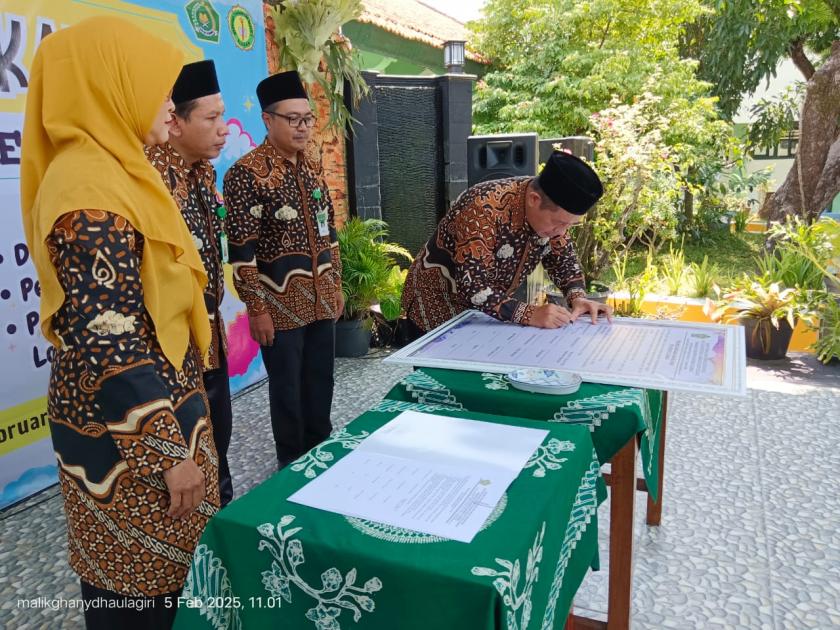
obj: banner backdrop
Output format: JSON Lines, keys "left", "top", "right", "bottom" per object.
{"left": 0, "top": 0, "right": 268, "bottom": 509}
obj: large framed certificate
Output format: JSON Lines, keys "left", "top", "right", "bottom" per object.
{"left": 386, "top": 311, "right": 747, "bottom": 396}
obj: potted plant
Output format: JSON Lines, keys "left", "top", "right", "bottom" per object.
{"left": 705, "top": 277, "right": 819, "bottom": 360}
{"left": 369, "top": 266, "right": 408, "bottom": 348}
{"left": 814, "top": 298, "right": 840, "bottom": 364}
{"left": 336, "top": 218, "right": 412, "bottom": 357}
{"left": 770, "top": 217, "right": 840, "bottom": 364}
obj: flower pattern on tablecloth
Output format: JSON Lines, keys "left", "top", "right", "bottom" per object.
{"left": 541, "top": 450, "right": 600, "bottom": 629}
{"left": 369, "top": 399, "right": 449, "bottom": 415}
{"left": 258, "top": 516, "right": 382, "bottom": 630}
{"left": 524, "top": 439, "right": 575, "bottom": 478}
{"left": 401, "top": 371, "right": 463, "bottom": 408}
{"left": 550, "top": 388, "right": 656, "bottom": 476}
{"left": 482, "top": 373, "right": 511, "bottom": 391}
{"left": 472, "top": 522, "right": 546, "bottom": 630}
{"left": 288, "top": 428, "right": 369, "bottom": 479}
{"left": 182, "top": 544, "right": 243, "bottom": 630}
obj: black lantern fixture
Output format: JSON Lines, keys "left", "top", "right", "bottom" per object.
{"left": 443, "top": 40, "right": 466, "bottom": 74}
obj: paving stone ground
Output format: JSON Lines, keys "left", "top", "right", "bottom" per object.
{"left": 2, "top": 351, "right": 838, "bottom": 629}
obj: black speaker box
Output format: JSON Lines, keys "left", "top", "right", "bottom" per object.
{"left": 467, "top": 133, "right": 538, "bottom": 187}
{"left": 538, "top": 136, "right": 596, "bottom": 163}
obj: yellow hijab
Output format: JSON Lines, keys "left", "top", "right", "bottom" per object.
{"left": 20, "top": 17, "right": 210, "bottom": 370}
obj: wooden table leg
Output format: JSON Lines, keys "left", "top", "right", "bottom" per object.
{"left": 607, "top": 437, "right": 637, "bottom": 630}
{"left": 645, "top": 391, "right": 668, "bottom": 527}
{"left": 569, "top": 615, "right": 607, "bottom": 629}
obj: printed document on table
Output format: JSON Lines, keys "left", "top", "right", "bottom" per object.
{"left": 287, "top": 411, "right": 548, "bottom": 543}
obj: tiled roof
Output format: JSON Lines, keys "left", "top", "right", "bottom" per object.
{"left": 357, "top": 0, "right": 486, "bottom": 62}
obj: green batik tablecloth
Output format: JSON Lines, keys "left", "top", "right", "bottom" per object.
{"left": 174, "top": 400, "right": 605, "bottom": 630}
{"left": 385, "top": 368, "right": 663, "bottom": 502}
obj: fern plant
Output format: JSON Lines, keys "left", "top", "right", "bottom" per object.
{"left": 813, "top": 299, "right": 840, "bottom": 364}
{"left": 732, "top": 209, "right": 750, "bottom": 233}
{"left": 612, "top": 252, "right": 657, "bottom": 318}
{"left": 661, "top": 245, "right": 687, "bottom": 296}
{"left": 763, "top": 218, "right": 833, "bottom": 291}
{"left": 688, "top": 255, "right": 719, "bottom": 298}
{"left": 379, "top": 266, "right": 408, "bottom": 321}
{"left": 756, "top": 249, "right": 825, "bottom": 292}
{"left": 270, "top": 0, "right": 369, "bottom": 132}
{"left": 337, "top": 219, "right": 412, "bottom": 321}
{"left": 781, "top": 218, "right": 840, "bottom": 363}
{"left": 610, "top": 250, "right": 630, "bottom": 291}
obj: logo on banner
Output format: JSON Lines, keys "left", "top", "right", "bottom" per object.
{"left": 185, "top": 0, "right": 221, "bottom": 44}
{"left": 227, "top": 5, "right": 255, "bottom": 51}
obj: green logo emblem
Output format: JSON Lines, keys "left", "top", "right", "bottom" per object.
{"left": 228, "top": 5, "right": 256, "bottom": 51}
{"left": 185, "top": 0, "right": 221, "bottom": 44}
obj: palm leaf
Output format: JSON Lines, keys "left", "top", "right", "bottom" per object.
{"left": 270, "top": 0, "right": 369, "bottom": 132}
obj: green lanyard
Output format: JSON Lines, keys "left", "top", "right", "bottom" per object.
{"left": 312, "top": 188, "right": 329, "bottom": 236}
{"left": 216, "top": 205, "right": 229, "bottom": 264}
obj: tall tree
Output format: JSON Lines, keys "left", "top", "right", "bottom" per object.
{"left": 766, "top": 41, "right": 840, "bottom": 223}
{"left": 470, "top": 0, "right": 709, "bottom": 136}
{"left": 469, "top": 0, "right": 734, "bottom": 274}
{"left": 684, "top": 0, "right": 840, "bottom": 222}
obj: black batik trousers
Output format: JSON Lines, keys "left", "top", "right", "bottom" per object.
{"left": 203, "top": 346, "right": 234, "bottom": 506}
{"left": 260, "top": 319, "right": 335, "bottom": 467}
{"left": 80, "top": 581, "right": 180, "bottom": 630}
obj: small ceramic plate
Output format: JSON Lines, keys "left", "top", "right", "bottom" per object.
{"left": 506, "top": 369, "right": 582, "bottom": 395}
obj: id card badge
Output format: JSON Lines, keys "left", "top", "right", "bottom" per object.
{"left": 316, "top": 209, "right": 330, "bottom": 237}
{"left": 216, "top": 206, "right": 230, "bottom": 264}
{"left": 220, "top": 233, "right": 229, "bottom": 264}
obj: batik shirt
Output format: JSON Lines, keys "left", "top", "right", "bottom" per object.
{"left": 47, "top": 210, "right": 219, "bottom": 597}
{"left": 402, "top": 177, "right": 587, "bottom": 332}
{"left": 223, "top": 140, "right": 342, "bottom": 330}
{"left": 145, "top": 143, "right": 226, "bottom": 370}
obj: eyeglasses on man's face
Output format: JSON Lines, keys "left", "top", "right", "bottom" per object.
{"left": 265, "top": 111, "right": 317, "bottom": 129}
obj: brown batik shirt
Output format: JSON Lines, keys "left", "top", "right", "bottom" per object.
{"left": 223, "top": 140, "right": 342, "bottom": 330}
{"left": 47, "top": 210, "right": 219, "bottom": 597}
{"left": 145, "top": 143, "right": 227, "bottom": 370}
{"left": 402, "top": 177, "right": 587, "bottom": 332}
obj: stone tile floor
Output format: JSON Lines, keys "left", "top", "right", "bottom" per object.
{"left": 1, "top": 351, "right": 838, "bottom": 629}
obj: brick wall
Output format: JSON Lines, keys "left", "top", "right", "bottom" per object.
{"left": 262, "top": 3, "right": 349, "bottom": 227}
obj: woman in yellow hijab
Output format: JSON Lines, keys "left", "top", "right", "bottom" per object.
{"left": 20, "top": 16, "right": 218, "bottom": 628}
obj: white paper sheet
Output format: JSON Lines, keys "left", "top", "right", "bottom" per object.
{"left": 287, "top": 411, "right": 549, "bottom": 543}
{"left": 385, "top": 311, "right": 747, "bottom": 396}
